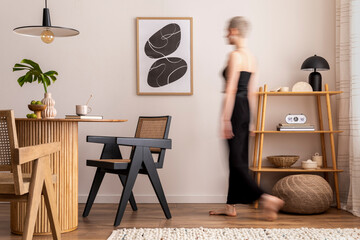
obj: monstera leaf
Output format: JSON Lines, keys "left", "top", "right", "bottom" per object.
{"left": 13, "top": 59, "right": 58, "bottom": 93}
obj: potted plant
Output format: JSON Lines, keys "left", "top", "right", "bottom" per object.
{"left": 13, "top": 59, "right": 58, "bottom": 118}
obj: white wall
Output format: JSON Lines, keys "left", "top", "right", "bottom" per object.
{"left": 0, "top": 0, "right": 336, "bottom": 203}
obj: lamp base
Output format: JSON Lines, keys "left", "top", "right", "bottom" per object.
{"left": 309, "top": 72, "right": 322, "bottom": 91}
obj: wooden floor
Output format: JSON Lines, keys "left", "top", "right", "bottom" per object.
{"left": 0, "top": 203, "right": 359, "bottom": 240}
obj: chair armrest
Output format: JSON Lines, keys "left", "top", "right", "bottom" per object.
{"left": 15, "top": 142, "right": 61, "bottom": 165}
{"left": 87, "top": 136, "right": 117, "bottom": 144}
{"left": 116, "top": 137, "right": 172, "bottom": 149}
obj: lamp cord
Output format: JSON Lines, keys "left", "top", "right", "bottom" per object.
{"left": 45, "top": 0, "right": 47, "bottom": 8}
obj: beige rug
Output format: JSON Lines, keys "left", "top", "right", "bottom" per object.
{"left": 108, "top": 227, "right": 360, "bottom": 240}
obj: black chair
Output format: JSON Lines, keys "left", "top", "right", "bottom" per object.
{"left": 82, "top": 116, "right": 172, "bottom": 226}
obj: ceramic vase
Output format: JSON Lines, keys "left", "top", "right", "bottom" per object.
{"left": 41, "top": 92, "right": 57, "bottom": 118}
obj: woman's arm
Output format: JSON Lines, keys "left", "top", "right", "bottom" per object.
{"left": 221, "top": 51, "right": 241, "bottom": 139}
{"left": 247, "top": 62, "right": 258, "bottom": 135}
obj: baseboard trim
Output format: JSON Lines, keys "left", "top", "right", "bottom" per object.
{"left": 78, "top": 194, "right": 227, "bottom": 203}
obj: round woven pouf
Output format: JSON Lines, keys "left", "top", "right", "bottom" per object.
{"left": 272, "top": 174, "right": 333, "bottom": 214}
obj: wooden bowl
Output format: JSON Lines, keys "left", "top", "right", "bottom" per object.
{"left": 267, "top": 155, "right": 299, "bottom": 168}
{"left": 28, "top": 104, "right": 46, "bottom": 111}
{"left": 28, "top": 104, "right": 47, "bottom": 119}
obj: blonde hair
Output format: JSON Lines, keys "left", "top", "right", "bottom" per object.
{"left": 228, "top": 16, "right": 250, "bottom": 37}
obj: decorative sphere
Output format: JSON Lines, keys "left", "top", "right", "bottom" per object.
{"left": 41, "top": 30, "right": 54, "bottom": 44}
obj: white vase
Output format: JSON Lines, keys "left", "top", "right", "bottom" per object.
{"left": 41, "top": 92, "right": 57, "bottom": 118}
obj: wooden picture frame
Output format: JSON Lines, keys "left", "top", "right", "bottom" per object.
{"left": 136, "top": 17, "right": 193, "bottom": 95}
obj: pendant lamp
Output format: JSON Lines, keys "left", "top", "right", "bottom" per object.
{"left": 13, "top": 0, "right": 79, "bottom": 44}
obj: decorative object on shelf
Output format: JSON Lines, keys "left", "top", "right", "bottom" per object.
{"left": 277, "top": 114, "right": 314, "bottom": 131}
{"left": 312, "top": 152, "right": 323, "bottom": 168}
{"left": 13, "top": 0, "right": 79, "bottom": 44}
{"left": 279, "top": 86, "right": 289, "bottom": 92}
{"left": 301, "top": 55, "right": 330, "bottom": 91}
{"left": 13, "top": 59, "right": 58, "bottom": 118}
{"left": 277, "top": 123, "right": 315, "bottom": 131}
{"left": 285, "top": 114, "right": 307, "bottom": 124}
{"left": 41, "top": 93, "right": 57, "bottom": 118}
{"left": 136, "top": 17, "right": 193, "bottom": 95}
{"left": 291, "top": 81, "right": 313, "bottom": 92}
{"left": 301, "top": 159, "right": 318, "bottom": 169}
{"left": 272, "top": 174, "right": 333, "bottom": 214}
{"left": 28, "top": 104, "right": 46, "bottom": 119}
{"left": 267, "top": 155, "right": 299, "bottom": 168}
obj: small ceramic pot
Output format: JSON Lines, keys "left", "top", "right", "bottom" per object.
{"left": 312, "top": 152, "right": 323, "bottom": 168}
{"left": 301, "top": 160, "right": 317, "bottom": 170}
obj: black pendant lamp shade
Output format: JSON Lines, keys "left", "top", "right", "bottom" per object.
{"left": 13, "top": 0, "right": 79, "bottom": 43}
{"left": 301, "top": 55, "right": 330, "bottom": 91}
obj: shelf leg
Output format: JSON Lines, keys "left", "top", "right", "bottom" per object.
{"left": 325, "top": 84, "right": 341, "bottom": 209}
{"left": 254, "top": 172, "right": 261, "bottom": 209}
{"left": 316, "top": 95, "right": 328, "bottom": 181}
{"left": 333, "top": 172, "right": 341, "bottom": 209}
{"left": 252, "top": 87, "right": 263, "bottom": 169}
{"left": 254, "top": 85, "right": 267, "bottom": 209}
{"left": 257, "top": 85, "right": 267, "bottom": 171}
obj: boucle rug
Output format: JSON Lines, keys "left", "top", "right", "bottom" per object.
{"left": 108, "top": 227, "right": 360, "bottom": 240}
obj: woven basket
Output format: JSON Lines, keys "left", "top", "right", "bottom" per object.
{"left": 267, "top": 155, "right": 299, "bottom": 168}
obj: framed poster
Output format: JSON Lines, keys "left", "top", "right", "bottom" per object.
{"left": 137, "top": 17, "right": 193, "bottom": 95}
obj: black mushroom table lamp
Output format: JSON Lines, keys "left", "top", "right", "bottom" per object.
{"left": 301, "top": 55, "right": 330, "bottom": 91}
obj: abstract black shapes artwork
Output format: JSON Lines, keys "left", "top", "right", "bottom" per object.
{"left": 145, "top": 23, "right": 187, "bottom": 88}
{"left": 148, "top": 58, "right": 188, "bottom": 87}
{"left": 145, "top": 24, "right": 181, "bottom": 58}
{"left": 137, "top": 18, "right": 193, "bottom": 95}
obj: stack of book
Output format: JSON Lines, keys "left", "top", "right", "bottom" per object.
{"left": 65, "top": 115, "right": 103, "bottom": 120}
{"left": 277, "top": 123, "right": 315, "bottom": 131}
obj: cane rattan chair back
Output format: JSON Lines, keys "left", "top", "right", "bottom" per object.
{"left": 0, "top": 110, "right": 25, "bottom": 196}
{"left": 133, "top": 116, "right": 171, "bottom": 168}
{"left": 0, "top": 110, "right": 18, "bottom": 171}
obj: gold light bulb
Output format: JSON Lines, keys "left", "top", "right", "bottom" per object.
{"left": 41, "top": 30, "right": 54, "bottom": 44}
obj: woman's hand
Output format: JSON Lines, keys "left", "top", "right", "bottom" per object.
{"left": 221, "top": 120, "right": 234, "bottom": 139}
{"left": 249, "top": 122, "right": 255, "bottom": 136}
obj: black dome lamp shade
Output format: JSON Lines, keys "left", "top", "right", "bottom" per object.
{"left": 301, "top": 55, "right": 330, "bottom": 91}
{"left": 13, "top": 0, "right": 79, "bottom": 44}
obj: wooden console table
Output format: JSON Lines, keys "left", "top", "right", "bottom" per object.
{"left": 12, "top": 118, "right": 127, "bottom": 235}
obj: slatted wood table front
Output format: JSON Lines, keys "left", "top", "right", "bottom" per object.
{"left": 12, "top": 119, "right": 127, "bottom": 235}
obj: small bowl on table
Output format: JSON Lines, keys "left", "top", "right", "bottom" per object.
{"left": 267, "top": 155, "right": 299, "bottom": 168}
{"left": 28, "top": 104, "right": 47, "bottom": 119}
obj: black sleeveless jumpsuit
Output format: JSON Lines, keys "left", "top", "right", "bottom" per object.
{"left": 223, "top": 69, "right": 264, "bottom": 204}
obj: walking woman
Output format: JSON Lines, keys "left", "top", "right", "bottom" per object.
{"left": 209, "top": 16, "right": 284, "bottom": 220}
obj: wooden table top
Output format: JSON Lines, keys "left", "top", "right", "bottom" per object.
{"left": 15, "top": 118, "right": 127, "bottom": 122}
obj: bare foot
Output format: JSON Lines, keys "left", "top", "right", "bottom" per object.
{"left": 209, "top": 204, "right": 237, "bottom": 217}
{"left": 259, "top": 194, "right": 285, "bottom": 221}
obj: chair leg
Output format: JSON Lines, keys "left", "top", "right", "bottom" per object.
{"left": 143, "top": 152, "right": 171, "bottom": 219}
{"left": 118, "top": 174, "right": 138, "bottom": 211}
{"left": 83, "top": 168, "right": 105, "bottom": 217}
{"left": 23, "top": 159, "right": 45, "bottom": 240}
{"left": 43, "top": 157, "right": 61, "bottom": 240}
{"left": 114, "top": 156, "right": 142, "bottom": 226}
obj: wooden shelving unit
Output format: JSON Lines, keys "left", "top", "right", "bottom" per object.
{"left": 251, "top": 84, "right": 343, "bottom": 209}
